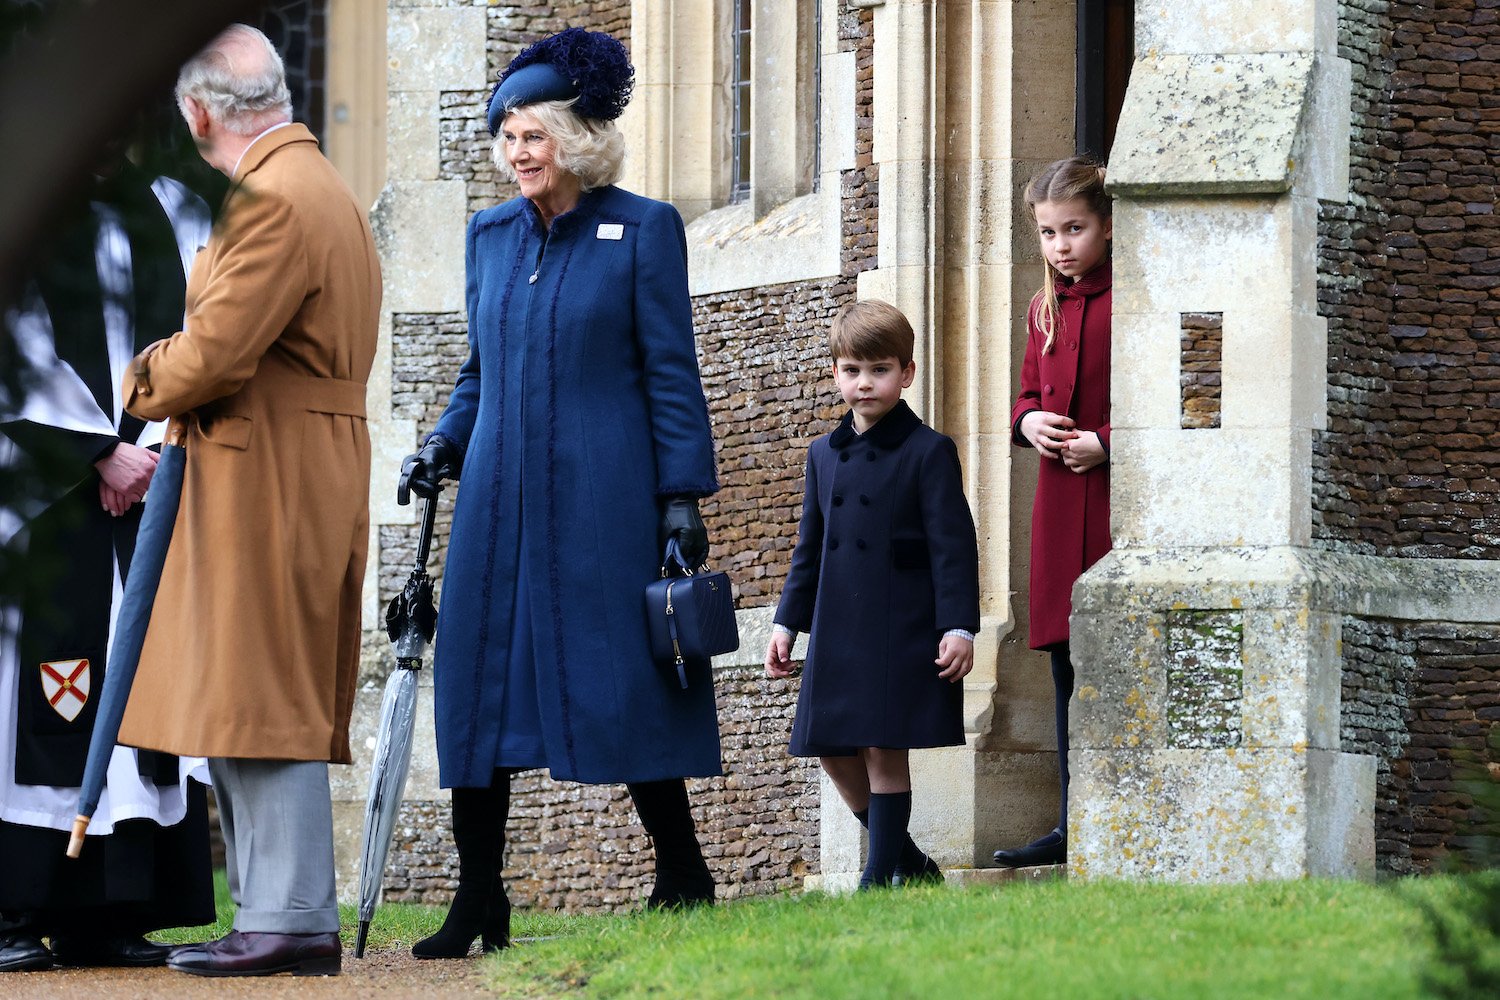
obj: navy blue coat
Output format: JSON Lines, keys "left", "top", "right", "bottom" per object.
{"left": 431, "top": 186, "right": 721, "bottom": 787}
{"left": 775, "top": 401, "right": 980, "bottom": 752}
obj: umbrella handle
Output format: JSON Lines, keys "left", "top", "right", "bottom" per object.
{"left": 415, "top": 489, "right": 440, "bottom": 567}
{"left": 66, "top": 814, "right": 90, "bottom": 858}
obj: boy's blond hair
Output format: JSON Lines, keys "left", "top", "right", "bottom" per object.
{"left": 829, "top": 299, "right": 915, "bottom": 368}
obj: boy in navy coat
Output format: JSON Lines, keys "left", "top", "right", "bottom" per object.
{"left": 766, "top": 300, "right": 981, "bottom": 889}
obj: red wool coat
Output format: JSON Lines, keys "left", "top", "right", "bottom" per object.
{"left": 1010, "top": 263, "right": 1112, "bottom": 650}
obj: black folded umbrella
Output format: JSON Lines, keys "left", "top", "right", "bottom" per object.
{"left": 354, "top": 490, "right": 439, "bottom": 958}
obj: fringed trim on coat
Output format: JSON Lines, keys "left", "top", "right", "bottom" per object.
{"left": 458, "top": 232, "right": 528, "bottom": 781}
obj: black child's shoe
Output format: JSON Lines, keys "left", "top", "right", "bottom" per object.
{"left": 892, "top": 854, "right": 944, "bottom": 887}
{"left": 992, "top": 828, "right": 1066, "bottom": 868}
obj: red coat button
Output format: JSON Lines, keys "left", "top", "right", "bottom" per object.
{"left": 1044, "top": 385, "right": 1054, "bottom": 396}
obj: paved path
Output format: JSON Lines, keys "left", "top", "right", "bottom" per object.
{"left": 3, "top": 946, "right": 495, "bottom": 999}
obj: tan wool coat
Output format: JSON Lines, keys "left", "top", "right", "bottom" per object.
{"left": 118, "top": 125, "right": 381, "bottom": 762}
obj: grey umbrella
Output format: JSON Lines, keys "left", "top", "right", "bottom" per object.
{"left": 354, "top": 490, "right": 439, "bottom": 958}
{"left": 66, "top": 427, "right": 186, "bottom": 858}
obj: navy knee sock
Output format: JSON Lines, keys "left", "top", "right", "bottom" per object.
{"left": 860, "top": 792, "right": 912, "bottom": 889}
{"left": 853, "top": 807, "right": 934, "bottom": 876}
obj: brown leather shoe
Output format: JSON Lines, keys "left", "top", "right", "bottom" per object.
{"left": 166, "top": 930, "right": 340, "bottom": 977}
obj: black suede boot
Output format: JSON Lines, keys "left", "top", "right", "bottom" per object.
{"left": 627, "top": 779, "right": 715, "bottom": 909}
{"left": 859, "top": 792, "right": 912, "bottom": 890}
{"left": 853, "top": 807, "right": 942, "bottom": 886}
{"left": 413, "top": 776, "right": 512, "bottom": 958}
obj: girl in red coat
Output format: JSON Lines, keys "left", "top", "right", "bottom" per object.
{"left": 993, "top": 157, "right": 1112, "bottom": 869}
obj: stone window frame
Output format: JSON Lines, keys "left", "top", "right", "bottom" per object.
{"left": 623, "top": 0, "right": 855, "bottom": 296}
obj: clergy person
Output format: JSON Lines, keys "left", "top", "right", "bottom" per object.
{"left": 0, "top": 148, "right": 215, "bottom": 972}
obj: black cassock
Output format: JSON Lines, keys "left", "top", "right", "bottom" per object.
{"left": 0, "top": 164, "right": 214, "bottom": 935}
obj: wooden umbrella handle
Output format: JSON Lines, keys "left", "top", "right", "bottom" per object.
{"left": 66, "top": 814, "right": 90, "bottom": 858}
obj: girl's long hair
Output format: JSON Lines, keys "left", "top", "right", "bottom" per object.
{"left": 1026, "top": 156, "right": 1110, "bottom": 354}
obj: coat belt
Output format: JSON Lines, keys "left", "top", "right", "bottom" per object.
{"left": 235, "top": 358, "right": 367, "bottom": 419}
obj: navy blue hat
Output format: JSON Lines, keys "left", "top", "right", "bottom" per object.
{"left": 487, "top": 27, "right": 635, "bottom": 135}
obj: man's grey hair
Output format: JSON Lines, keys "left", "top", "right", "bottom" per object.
{"left": 176, "top": 24, "right": 292, "bottom": 135}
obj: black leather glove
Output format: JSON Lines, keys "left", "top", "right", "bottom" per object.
{"left": 659, "top": 495, "right": 708, "bottom": 569}
{"left": 397, "top": 436, "right": 458, "bottom": 506}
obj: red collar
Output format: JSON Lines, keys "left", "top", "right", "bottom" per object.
{"left": 1057, "top": 261, "right": 1112, "bottom": 300}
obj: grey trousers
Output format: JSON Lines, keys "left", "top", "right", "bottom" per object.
{"left": 208, "top": 758, "right": 339, "bottom": 934}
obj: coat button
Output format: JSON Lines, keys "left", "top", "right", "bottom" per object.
{"left": 832, "top": 494, "right": 844, "bottom": 506}
{"left": 859, "top": 495, "right": 870, "bottom": 506}
{"left": 839, "top": 452, "right": 850, "bottom": 462}
{"left": 1044, "top": 384, "right": 1054, "bottom": 396}
{"left": 866, "top": 451, "right": 877, "bottom": 462}
{"left": 1069, "top": 341, "right": 1077, "bottom": 351}
{"left": 855, "top": 539, "right": 867, "bottom": 550}
{"left": 829, "top": 538, "right": 840, "bottom": 550}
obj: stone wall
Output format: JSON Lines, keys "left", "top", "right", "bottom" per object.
{"left": 1342, "top": 617, "right": 1500, "bottom": 874}
{"left": 369, "top": 2, "right": 880, "bottom": 910}
{"left": 1318, "top": 0, "right": 1500, "bottom": 876}
{"left": 381, "top": 667, "right": 820, "bottom": 908}
{"left": 1178, "top": 311, "right": 1224, "bottom": 430}
{"left": 696, "top": 281, "right": 849, "bottom": 605}
{"left": 1315, "top": 0, "right": 1500, "bottom": 559}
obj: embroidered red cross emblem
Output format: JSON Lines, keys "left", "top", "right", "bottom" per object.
{"left": 39, "top": 658, "right": 91, "bottom": 722}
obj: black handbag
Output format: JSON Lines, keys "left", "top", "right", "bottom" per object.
{"left": 644, "top": 539, "right": 740, "bottom": 688}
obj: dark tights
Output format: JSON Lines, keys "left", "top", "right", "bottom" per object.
{"left": 1050, "top": 643, "right": 1074, "bottom": 833}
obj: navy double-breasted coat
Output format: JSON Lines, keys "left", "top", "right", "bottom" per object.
{"left": 431, "top": 186, "right": 721, "bottom": 788}
{"left": 775, "top": 401, "right": 980, "bottom": 752}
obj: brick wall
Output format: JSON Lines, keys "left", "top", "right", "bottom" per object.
{"left": 373, "top": 2, "right": 879, "bottom": 910}
{"left": 1342, "top": 617, "right": 1500, "bottom": 873}
{"left": 1179, "top": 311, "right": 1223, "bottom": 430}
{"left": 1316, "top": 0, "right": 1500, "bottom": 559}
{"left": 381, "top": 667, "right": 820, "bottom": 908}
{"left": 1322, "top": 0, "right": 1500, "bottom": 876}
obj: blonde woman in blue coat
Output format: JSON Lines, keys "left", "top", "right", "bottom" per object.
{"left": 396, "top": 30, "right": 721, "bottom": 959}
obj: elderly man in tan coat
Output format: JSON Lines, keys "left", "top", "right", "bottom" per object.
{"left": 117, "top": 25, "right": 379, "bottom": 977}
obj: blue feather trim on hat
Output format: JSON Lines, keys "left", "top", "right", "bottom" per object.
{"left": 488, "top": 27, "right": 635, "bottom": 134}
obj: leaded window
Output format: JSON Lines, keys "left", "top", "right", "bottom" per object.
{"left": 730, "top": 0, "right": 752, "bottom": 204}
{"left": 257, "top": 0, "right": 328, "bottom": 142}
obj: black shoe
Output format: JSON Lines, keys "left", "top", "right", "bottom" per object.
{"left": 50, "top": 934, "right": 173, "bottom": 968}
{"left": 0, "top": 933, "right": 52, "bottom": 973}
{"left": 892, "top": 854, "right": 944, "bottom": 887}
{"left": 992, "top": 828, "right": 1065, "bottom": 868}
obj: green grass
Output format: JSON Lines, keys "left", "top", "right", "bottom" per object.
{"left": 145, "top": 870, "right": 1497, "bottom": 998}
{"left": 477, "top": 877, "right": 1495, "bottom": 1000}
